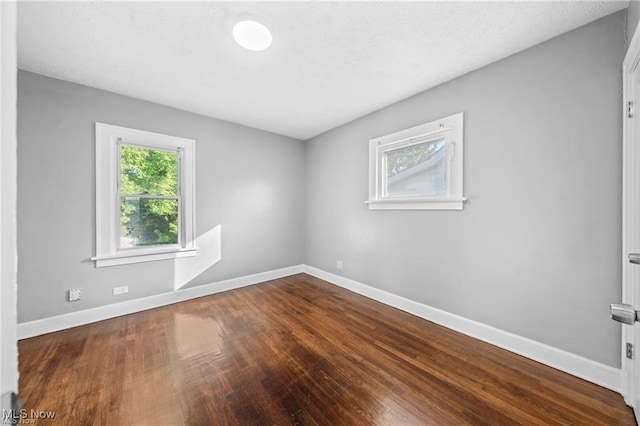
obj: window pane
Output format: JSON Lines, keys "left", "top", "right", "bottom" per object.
{"left": 120, "top": 198, "right": 179, "bottom": 248}
{"left": 385, "top": 139, "right": 446, "bottom": 197}
{"left": 120, "top": 145, "right": 178, "bottom": 196}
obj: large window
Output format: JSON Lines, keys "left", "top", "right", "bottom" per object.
{"left": 367, "top": 112, "right": 465, "bottom": 210}
{"left": 93, "top": 123, "right": 196, "bottom": 267}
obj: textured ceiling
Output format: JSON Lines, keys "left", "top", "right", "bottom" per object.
{"left": 18, "top": 1, "right": 628, "bottom": 140}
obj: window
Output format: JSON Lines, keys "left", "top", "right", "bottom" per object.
{"left": 93, "top": 123, "right": 196, "bottom": 267}
{"left": 367, "top": 112, "right": 465, "bottom": 210}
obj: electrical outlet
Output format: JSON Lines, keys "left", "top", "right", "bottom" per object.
{"left": 68, "top": 288, "right": 82, "bottom": 302}
{"left": 336, "top": 260, "right": 343, "bottom": 270}
{"left": 113, "top": 286, "right": 128, "bottom": 296}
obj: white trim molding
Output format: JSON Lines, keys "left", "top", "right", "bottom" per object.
{"left": 620, "top": 13, "right": 640, "bottom": 412}
{"left": 18, "top": 265, "right": 304, "bottom": 340}
{"left": 367, "top": 112, "right": 465, "bottom": 210}
{"left": 303, "top": 266, "right": 622, "bottom": 393}
{"left": 17, "top": 264, "right": 621, "bottom": 393}
{"left": 1, "top": 0, "right": 19, "bottom": 400}
{"left": 94, "top": 123, "right": 197, "bottom": 268}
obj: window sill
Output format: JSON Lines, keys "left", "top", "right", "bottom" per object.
{"left": 366, "top": 197, "right": 466, "bottom": 211}
{"left": 91, "top": 247, "right": 198, "bottom": 268}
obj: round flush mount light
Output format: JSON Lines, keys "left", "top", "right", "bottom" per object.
{"left": 233, "top": 20, "right": 272, "bottom": 51}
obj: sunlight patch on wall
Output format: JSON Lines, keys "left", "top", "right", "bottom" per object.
{"left": 173, "top": 225, "right": 222, "bottom": 291}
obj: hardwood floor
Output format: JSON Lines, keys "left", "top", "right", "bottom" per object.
{"left": 19, "top": 273, "right": 634, "bottom": 425}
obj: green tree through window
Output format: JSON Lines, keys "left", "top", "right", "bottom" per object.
{"left": 386, "top": 140, "right": 445, "bottom": 177}
{"left": 119, "top": 145, "right": 179, "bottom": 247}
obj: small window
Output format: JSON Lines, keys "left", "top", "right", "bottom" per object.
{"left": 93, "top": 123, "right": 196, "bottom": 267}
{"left": 367, "top": 112, "right": 465, "bottom": 210}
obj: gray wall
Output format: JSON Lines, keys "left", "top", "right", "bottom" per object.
{"left": 305, "top": 11, "right": 625, "bottom": 367}
{"left": 628, "top": 1, "right": 640, "bottom": 43}
{"left": 17, "top": 71, "right": 305, "bottom": 323}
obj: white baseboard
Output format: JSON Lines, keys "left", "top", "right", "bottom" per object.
{"left": 17, "top": 265, "right": 304, "bottom": 340}
{"left": 18, "top": 263, "right": 621, "bottom": 393}
{"left": 303, "top": 265, "right": 622, "bottom": 393}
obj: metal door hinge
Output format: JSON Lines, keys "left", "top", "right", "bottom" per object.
{"left": 627, "top": 342, "right": 634, "bottom": 359}
{"left": 1, "top": 392, "right": 21, "bottom": 423}
{"left": 628, "top": 101, "right": 634, "bottom": 118}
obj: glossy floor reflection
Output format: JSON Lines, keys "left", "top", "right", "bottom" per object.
{"left": 19, "top": 274, "right": 634, "bottom": 425}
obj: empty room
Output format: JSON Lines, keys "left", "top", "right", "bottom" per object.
{"left": 3, "top": 0, "right": 640, "bottom": 424}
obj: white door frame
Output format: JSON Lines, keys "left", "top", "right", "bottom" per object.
{"left": 621, "top": 22, "right": 640, "bottom": 411}
{"left": 0, "top": 0, "right": 19, "bottom": 411}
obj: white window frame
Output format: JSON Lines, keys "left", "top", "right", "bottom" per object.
{"left": 367, "top": 112, "right": 465, "bottom": 210}
{"left": 93, "top": 123, "right": 196, "bottom": 267}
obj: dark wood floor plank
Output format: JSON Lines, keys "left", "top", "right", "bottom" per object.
{"left": 18, "top": 273, "right": 634, "bottom": 425}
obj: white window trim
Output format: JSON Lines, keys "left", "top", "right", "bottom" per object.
{"left": 366, "top": 112, "right": 465, "bottom": 210}
{"left": 92, "top": 123, "right": 197, "bottom": 267}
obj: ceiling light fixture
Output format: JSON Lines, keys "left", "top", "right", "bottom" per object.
{"left": 233, "top": 20, "right": 272, "bottom": 51}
